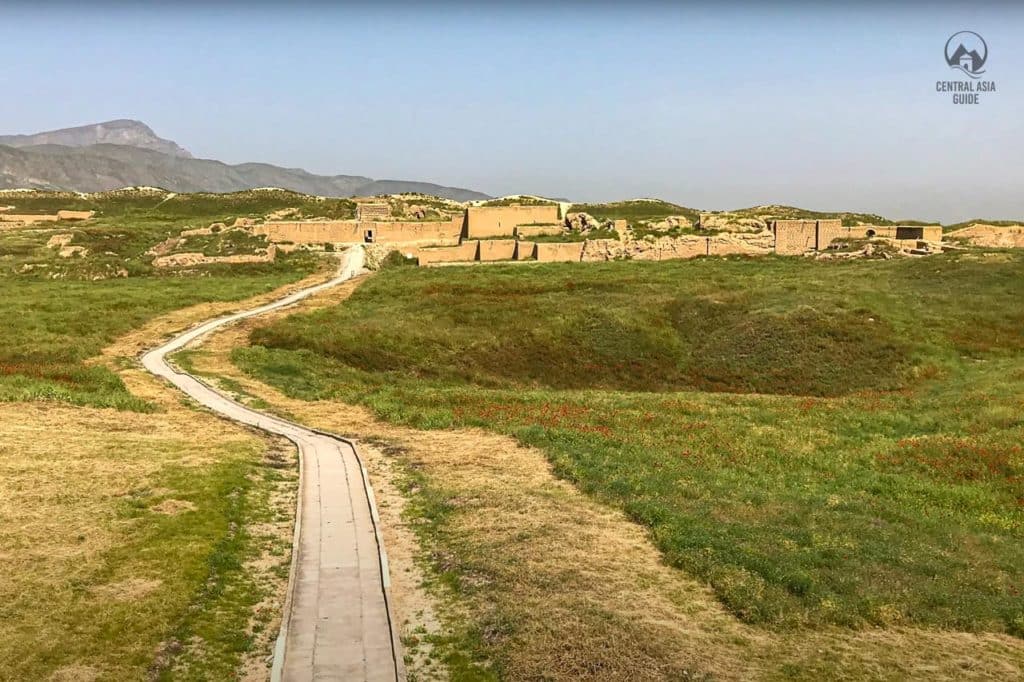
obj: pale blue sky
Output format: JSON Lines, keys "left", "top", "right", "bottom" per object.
{"left": 2, "top": 2, "right": 1022, "bottom": 222}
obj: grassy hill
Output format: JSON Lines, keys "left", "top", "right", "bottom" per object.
{"left": 569, "top": 198, "right": 701, "bottom": 224}
{"left": 717, "top": 204, "right": 934, "bottom": 227}
{"left": 0, "top": 187, "right": 357, "bottom": 220}
{"left": 237, "top": 255, "right": 1024, "bottom": 639}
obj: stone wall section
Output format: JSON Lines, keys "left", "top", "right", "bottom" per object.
{"left": 536, "top": 242, "right": 585, "bottom": 262}
{"left": 465, "top": 205, "right": 561, "bottom": 239}
{"left": 478, "top": 239, "right": 517, "bottom": 261}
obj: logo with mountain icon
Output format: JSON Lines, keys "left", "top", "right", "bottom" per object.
{"left": 945, "top": 31, "right": 987, "bottom": 78}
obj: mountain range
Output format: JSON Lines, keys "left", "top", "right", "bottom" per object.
{"left": 0, "top": 120, "right": 489, "bottom": 201}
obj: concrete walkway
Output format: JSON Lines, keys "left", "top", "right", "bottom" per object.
{"left": 142, "top": 248, "right": 403, "bottom": 681}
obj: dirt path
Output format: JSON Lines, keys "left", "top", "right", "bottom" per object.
{"left": 141, "top": 247, "right": 403, "bottom": 682}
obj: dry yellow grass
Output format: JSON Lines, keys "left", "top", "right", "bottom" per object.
{"left": 0, "top": 266, "right": 324, "bottom": 679}
{"left": 179, "top": 273, "right": 1024, "bottom": 681}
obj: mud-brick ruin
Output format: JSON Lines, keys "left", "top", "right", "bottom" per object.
{"left": 252, "top": 200, "right": 949, "bottom": 265}
{"left": 0, "top": 210, "right": 94, "bottom": 227}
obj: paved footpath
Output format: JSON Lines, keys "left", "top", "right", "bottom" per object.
{"left": 142, "top": 248, "right": 403, "bottom": 681}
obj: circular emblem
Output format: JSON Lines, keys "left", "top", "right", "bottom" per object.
{"left": 945, "top": 31, "right": 987, "bottom": 78}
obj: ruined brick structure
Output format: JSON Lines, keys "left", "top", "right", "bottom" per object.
{"left": 772, "top": 219, "right": 942, "bottom": 254}
{"left": 254, "top": 216, "right": 464, "bottom": 247}
{"left": 252, "top": 203, "right": 944, "bottom": 267}
{"left": 536, "top": 242, "right": 585, "bottom": 262}
{"left": 355, "top": 202, "right": 391, "bottom": 221}
{"left": 464, "top": 205, "right": 561, "bottom": 239}
{"left": 771, "top": 219, "right": 840, "bottom": 255}
{"left": 415, "top": 240, "right": 480, "bottom": 265}
{"left": 478, "top": 239, "right": 517, "bottom": 261}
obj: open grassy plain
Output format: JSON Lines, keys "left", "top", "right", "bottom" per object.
{"left": 0, "top": 191, "right": 329, "bottom": 679}
{"left": 228, "top": 253, "right": 1024, "bottom": 679}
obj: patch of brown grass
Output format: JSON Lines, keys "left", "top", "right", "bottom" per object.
{"left": 0, "top": 265, "right": 330, "bottom": 679}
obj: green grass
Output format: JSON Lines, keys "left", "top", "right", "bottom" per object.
{"left": 0, "top": 190, "right": 320, "bottom": 409}
{"left": 632, "top": 223, "right": 714, "bottom": 239}
{"left": 235, "top": 255, "right": 1024, "bottom": 635}
{"left": 570, "top": 199, "right": 700, "bottom": 224}
{"left": 0, "top": 188, "right": 356, "bottom": 221}
{"left": 527, "top": 228, "right": 619, "bottom": 243}
{"left": 175, "top": 230, "right": 270, "bottom": 257}
{"left": 480, "top": 197, "right": 560, "bottom": 207}
{"left": 2, "top": 438, "right": 288, "bottom": 680}
{"left": 0, "top": 272, "right": 313, "bottom": 409}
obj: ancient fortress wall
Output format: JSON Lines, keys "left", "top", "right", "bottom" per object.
{"left": 772, "top": 220, "right": 819, "bottom": 255}
{"left": 415, "top": 240, "right": 480, "bottom": 265}
{"left": 0, "top": 214, "right": 61, "bottom": 225}
{"left": 255, "top": 216, "right": 463, "bottom": 246}
{"left": 815, "top": 224, "right": 943, "bottom": 248}
{"left": 815, "top": 220, "right": 847, "bottom": 250}
{"left": 536, "top": 242, "right": 585, "bottom": 262}
{"left": 153, "top": 244, "right": 278, "bottom": 268}
{"left": 374, "top": 217, "right": 463, "bottom": 245}
{"left": 56, "top": 210, "right": 95, "bottom": 221}
{"left": 466, "top": 205, "right": 561, "bottom": 239}
{"left": 515, "top": 241, "right": 537, "bottom": 260}
{"left": 0, "top": 210, "right": 95, "bottom": 225}
{"left": 255, "top": 221, "right": 362, "bottom": 243}
{"left": 478, "top": 239, "right": 517, "bottom": 261}
{"left": 707, "top": 234, "right": 774, "bottom": 256}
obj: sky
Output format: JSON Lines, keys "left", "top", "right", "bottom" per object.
{"left": 1, "top": 1, "right": 1022, "bottom": 222}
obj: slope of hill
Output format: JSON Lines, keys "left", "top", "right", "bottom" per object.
{"left": 0, "top": 119, "right": 192, "bottom": 158}
{"left": 0, "top": 120, "right": 490, "bottom": 201}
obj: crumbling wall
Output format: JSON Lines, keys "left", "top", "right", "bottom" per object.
{"left": 466, "top": 205, "right": 561, "bottom": 239}
{"left": 772, "top": 220, "right": 818, "bottom": 255}
{"left": 255, "top": 221, "right": 362, "bottom": 243}
{"left": 515, "top": 224, "right": 565, "bottom": 238}
{"left": 947, "top": 224, "right": 1024, "bottom": 247}
{"left": 255, "top": 216, "right": 462, "bottom": 246}
{"left": 478, "top": 239, "right": 517, "bottom": 261}
{"left": 415, "top": 240, "right": 480, "bottom": 265}
{"left": 374, "top": 216, "right": 463, "bottom": 245}
{"left": 56, "top": 210, "right": 95, "bottom": 221}
{"left": 356, "top": 202, "right": 390, "bottom": 221}
{"left": 153, "top": 245, "right": 277, "bottom": 268}
{"left": 536, "top": 242, "right": 584, "bottom": 263}
{"left": 581, "top": 239, "right": 626, "bottom": 261}
{"left": 815, "top": 219, "right": 845, "bottom": 250}
{"left": 0, "top": 214, "right": 60, "bottom": 225}
{"left": 581, "top": 232, "right": 772, "bottom": 262}
{"left": 631, "top": 235, "right": 706, "bottom": 261}
{"left": 708, "top": 233, "right": 774, "bottom": 256}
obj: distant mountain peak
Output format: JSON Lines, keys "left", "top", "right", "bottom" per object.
{"left": 0, "top": 119, "right": 490, "bottom": 200}
{"left": 0, "top": 119, "right": 192, "bottom": 158}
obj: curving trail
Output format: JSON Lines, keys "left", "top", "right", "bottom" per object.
{"left": 142, "top": 248, "right": 403, "bottom": 681}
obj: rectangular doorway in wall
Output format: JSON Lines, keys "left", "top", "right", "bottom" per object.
{"left": 364, "top": 229, "right": 375, "bottom": 243}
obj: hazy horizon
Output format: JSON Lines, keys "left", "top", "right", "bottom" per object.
{"left": 2, "top": 1, "right": 1022, "bottom": 222}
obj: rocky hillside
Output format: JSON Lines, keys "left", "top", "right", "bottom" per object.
{"left": 0, "top": 120, "right": 192, "bottom": 158}
{"left": 0, "top": 120, "right": 490, "bottom": 201}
